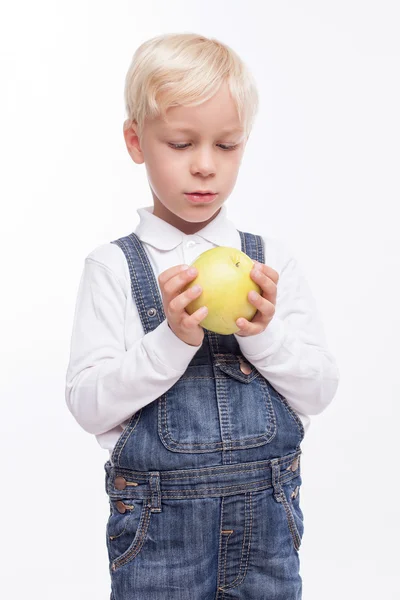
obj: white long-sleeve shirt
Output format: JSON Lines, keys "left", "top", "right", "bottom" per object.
{"left": 65, "top": 204, "right": 340, "bottom": 457}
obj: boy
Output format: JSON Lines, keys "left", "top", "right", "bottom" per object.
{"left": 65, "top": 33, "right": 339, "bottom": 600}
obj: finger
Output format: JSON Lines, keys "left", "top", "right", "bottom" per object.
{"left": 162, "top": 267, "right": 198, "bottom": 301}
{"left": 182, "top": 305, "right": 209, "bottom": 328}
{"left": 248, "top": 291, "right": 276, "bottom": 319}
{"left": 169, "top": 283, "right": 203, "bottom": 315}
{"left": 252, "top": 262, "right": 279, "bottom": 285}
{"left": 250, "top": 270, "right": 278, "bottom": 304}
{"left": 158, "top": 264, "right": 194, "bottom": 288}
{"left": 235, "top": 317, "right": 264, "bottom": 336}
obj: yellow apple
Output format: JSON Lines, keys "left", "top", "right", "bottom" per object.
{"left": 182, "top": 246, "right": 262, "bottom": 335}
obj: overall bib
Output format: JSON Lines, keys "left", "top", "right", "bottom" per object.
{"left": 104, "top": 231, "right": 305, "bottom": 600}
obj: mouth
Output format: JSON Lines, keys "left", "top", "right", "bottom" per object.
{"left": 184, "top": 192, "right": 218, "bottom": 204}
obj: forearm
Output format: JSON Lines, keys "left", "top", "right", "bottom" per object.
{"left": 65, "top": 319, "right": 201, "bottom": 435}
{"left": 236, "top": 316, "right": 339, "bottom": 416}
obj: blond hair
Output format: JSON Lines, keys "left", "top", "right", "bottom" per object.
{"left": 123, "top": 33, "right": 259, "bottom": 139}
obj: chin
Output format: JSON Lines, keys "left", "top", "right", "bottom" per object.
{"left": 183, "top": 207, "right": 221, "bottom": 222}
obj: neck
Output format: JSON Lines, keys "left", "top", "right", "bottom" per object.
{"left": 151, "top": 197, "right": 221, "bottom": 234}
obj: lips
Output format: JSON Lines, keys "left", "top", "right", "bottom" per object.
{"left": 188, "top": 191, "right": 216, "bottom": 195}
{"left": 185, "top": 192, "right": 218, "bottom": 204}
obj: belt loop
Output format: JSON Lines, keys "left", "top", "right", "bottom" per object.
{"left": 148, "top": 472, "right": 162, "bottom": 513}
{"left": 104, "top": 461, "right": 111, "bottom": 494}
{"left": 271, "top": 459, "right": 283, "bottom": 503}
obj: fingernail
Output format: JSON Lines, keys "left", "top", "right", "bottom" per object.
{"left": 188, "top": 267, "right": 197, "bottom": 276}
{"left": 181, "top": 265, "right": 189, "bottom": 271}
{"left": 192, "top": 285, "right": 201, "bottom": 293}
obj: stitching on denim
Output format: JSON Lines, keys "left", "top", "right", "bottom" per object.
{"left": 221, "top": 492, "right": 253, "bottom": 590}
{"left": 159, "top": 392, "right": 279, "bottom": 449}
{"left": 112, "top": 410, "right": 142, "bottom": 466}
{"left": 259, "top": 373, "right": 278, "bottom": 442}
{"left": 108, "top": 473, "right": 297, "bottom": 499}
{"left": 216, "top": 497, "right": 226, "bottom": 590}
{"left": 125, "top": 238, "right": 152, "bottom": 328}
{"left": 221, "top": 529, "right": 232, "bottom": 589}
{"left": 108, "top": 508, "right": 135, "bottom": 541}
{"left": 215, "top": 370, "right": 232, "bottom": 450}
{"left": 107, "top": 452, "right": 300, "bottom": 482}
{"left": 241, "top": 231, "right": 247, "bottom": 256}
{"left": 160, "top": 460, "right": 298, "bottom": 480}
{"left": 223, "top": 492, "right": 249, "bottom": 589}
{"left": 179, "top": 365, "right": 259, "bottom": 383}
{"left": 269, "top": 383, "right": 305, "bottom": 440}
{"left": 162, "top": 478, "right": 278, "bottom": 494}
{"left": 108, "top": 473, "right": 298, "bottom": 502}
{"left": 239, "top": 493, "right": 253, "bottom": 587}
{"left": 256, "top": 233, "right": 264, "bottom": 264}
{"left": 280, "top": 489, "right": 301, "bottom": 551}
{"left": 112, "top": 503, "right": 152, "bottom": 571}
{"left": 158, "top": 393, "right": 224, "bottom": 448}
{"left": 215, "top": 362, "right": 259, "bottom": 383}
{"left": 159, "top": 430, "right": 277, "bottom": 450}
{"left": 112, "top": 239, "right": 152, "bottom": 332}
{"left": 213, "top": 330, "right": 221, "bottom": 355}
{"left": 271, "top": 461, "right": 301, "bottom": 551}
{"left": 115, "top": 234, "right": 165, "bottom": 334}
{"left": 275, "top": 390, "right": 305, "bottom": 440}
{"left": 158, "top": 371, "right": 280, "bottom": 450}
{"left": 110, "top": 413, "right": 135, "bottom": 466}
{"left": 129, "top": 233, "right": 161, "bottom": 319}
{"left": 168, "top": 375, "right": 236, "bottom": 380}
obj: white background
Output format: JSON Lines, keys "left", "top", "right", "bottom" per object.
{"left": 1, "top": 1, "right": 399, "bottom": 598}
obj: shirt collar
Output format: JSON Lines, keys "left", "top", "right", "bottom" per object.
{"left": 134, "top": 204, "right": 240, "bottom": 250}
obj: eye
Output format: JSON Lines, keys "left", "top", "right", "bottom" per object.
{"left": 168, "top": 143, "right": 239, "bottom": 151}
{"left": 168, "top": 143, "right": 190, "bottom": 150}
{"left": 219, "top": 144, "right": 239, "bottom": 151}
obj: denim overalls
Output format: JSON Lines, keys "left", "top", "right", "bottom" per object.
{"left": 104, "top": 230, "right": 305, "bottom": 600}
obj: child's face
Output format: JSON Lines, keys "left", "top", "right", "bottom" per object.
{"left": 124, "top": 81, "right": 248, "bottom": 234}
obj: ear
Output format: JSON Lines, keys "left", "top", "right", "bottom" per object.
{"left": 123, "top": 120, "right": 145, "bottom": 164}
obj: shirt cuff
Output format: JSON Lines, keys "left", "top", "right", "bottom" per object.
{"left": 234, "top": 317, "right": 285, "bottom": 360}
{"left": 142, "top": 319, "right": 203, "bottom": 372}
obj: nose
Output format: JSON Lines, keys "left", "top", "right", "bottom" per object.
{"left": 190, "top": 146, "right": 216, "bottom": 177}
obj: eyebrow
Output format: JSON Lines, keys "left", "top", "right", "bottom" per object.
{"left": 165, "top": 126, "right": 244, "bottom": 135}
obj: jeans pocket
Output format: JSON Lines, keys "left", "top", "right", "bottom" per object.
{"left": 279, "top": 477, "right": 304, "bottom": 552}
{"left": 106, "top": 498, "right": 152, "bottom": 572}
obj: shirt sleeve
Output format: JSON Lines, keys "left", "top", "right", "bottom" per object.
{"left": 234, "top": 243, "right": 340, "bottom": 417}
{"left": 65, "top": 258, "right": 202, "bottom": 436}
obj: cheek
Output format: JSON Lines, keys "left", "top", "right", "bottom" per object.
{"left": 146, "top": 161, "right": 182, "bottom": 200}
{"left": 145, "top": 153, "right": 182, "bottom": 193}
{"left": 221, "top": 150, "right": 242, "bottom": 171}
{"left": 222, "top": 157, "right": 242, "bottom": 186}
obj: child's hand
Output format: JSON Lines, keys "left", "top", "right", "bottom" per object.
{"left": 235, "top": 261, "right": 279, "bottom": 337}
{"left": 158, "top": 265, "right": 208, "bottom": 347}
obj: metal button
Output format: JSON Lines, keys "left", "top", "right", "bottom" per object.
{"left": 114, "top": 476, "right": 127, "bottom": 490}
{"left": 114, "top": 476, "right": 138, "bottom": 490}
{"left": 239, "top": 360, "right": 252, "bottom": 375}
{"left": 290, "top": 456, "right": 300, "bottom": 472}
{"left": 116, "top": 501, "right": 128, "bottom": 514}
{"left": 147, "top": 308, "right": 157, "bottom": 317}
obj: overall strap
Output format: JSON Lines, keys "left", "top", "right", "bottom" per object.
{"left": 238, "top": 230, "right": 265, "bottom": 264}
{"left": 111, "top": 234, "right": 166, "bottom": 334}
{"left": 110, "top": 230, "right": 264, "bottom": 336}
